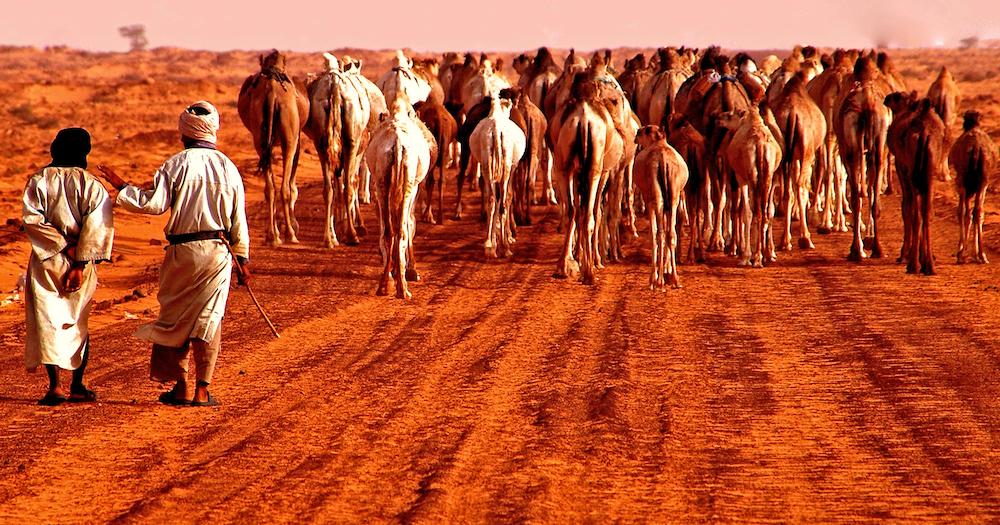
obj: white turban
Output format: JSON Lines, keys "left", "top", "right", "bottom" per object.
{"left": 178, "top": 101, "right": 220, "bottom": 143}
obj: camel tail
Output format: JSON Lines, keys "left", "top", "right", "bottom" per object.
{"left": 391, "top": 141, "right": 406, "bottom": 210}
{"left": 782, "top": 113, "right": 799, "bottom": 172}
{"left": 259, "top": 93, "right": 277, "bottom": 174}
{"left": 656, "top": 157, "right": 670, "bottom": 212}
{"left": 913, "top": 132, "right": 931, "bottom": 192}
{"left": 327, "top": 79, "right": 345, "bottom": 169}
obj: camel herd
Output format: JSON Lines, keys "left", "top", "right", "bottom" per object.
{"left": 236, "top": 45, "right": 997, "bottom": 298}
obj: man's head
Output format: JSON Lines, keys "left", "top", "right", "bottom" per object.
{"left": 49, "top": 127, "right": 91, "bottom": 169}
{"left": 178, "top": 101, "right": 220, "bottom": 145}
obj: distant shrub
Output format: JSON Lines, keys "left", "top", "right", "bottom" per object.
{"left": 958, "top": 69, "right": 999, "bottom": 83}
{"left": 9, "top": 103, "right": 59, "bottom": 128}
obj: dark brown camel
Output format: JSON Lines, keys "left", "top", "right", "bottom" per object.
{"left": 238, "top": 49, "right": 309, "bottom": 246}
{"left": 414, "top": 97, "right": 457, "bottom": 225}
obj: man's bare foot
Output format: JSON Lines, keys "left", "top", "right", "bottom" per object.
{"left": 158, "top": 381, "right": 189, "bottom": 406}
{"left": 190, "top": 384, "right": 219, "bottom": 407}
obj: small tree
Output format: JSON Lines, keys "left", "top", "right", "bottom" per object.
{"left": 118, "top": 25, "right": 149, "bottom": 52}
{"left": 959, "top": 36, "right": 980, "bottom": 50}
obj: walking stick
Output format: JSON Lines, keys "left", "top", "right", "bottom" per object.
{"left": 217, "top": 233, "right": 280, "bottom": 339}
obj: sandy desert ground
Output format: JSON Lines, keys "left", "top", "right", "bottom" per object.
{"left": 0, "top": 45, "right": 999, "bottom": 522}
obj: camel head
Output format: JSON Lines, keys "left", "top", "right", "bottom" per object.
{"left": 801, "top": 46, "right": 818, "bottom": 60}
{"left": 820, "top": 54, "right": 833, "bottom": 69}
{"left": 488, "top": 94, "right": 512, "bottom": 118}
{"left": 322, "top": 52, "right": 340, "bottom": 72}
{"left": 342, "top": 56, "right": 363, "bottom": 73}
{"left": 698, "top": 46, "right": 722, "bottom": 72}
{"left": 393, "top": 49, "right": 411, "bottom": 70}
{"left": 963, "top": 110, "right": 983, "bottom": 131}
{"left": 416, "top": 58, "right": 440, "bottom": 76}
{"left": 716, "top": 109, "right": 749, "bottom": 131}
{"left": 853, "top": 55, "right": 880, "bottom": 82}
{"left": 734, "top": 53, "right": 757, "bottom": 74}
{"left": 936, "top": 66, "right": 953, "bottom": 83}
{"left": 625, "top": 54, "right": 647, "bottom": 71}
{"left": 259, "top": 49, "right": 286, "bottom": 72}
{"left": 479, "top": 58, "right": 495, "bottom": 76}
{"left": 534, "top": 47, "right": 556, "bottom": 70}
{"left": 463, "top": 53, "right": 477, "bottom": 67}
{"left": 657, "top": 48, "right": 682, "bottom": 71}
{"left": 876, "top": 52, "right": 897, "bottom": 74}
{"left": 513, "top": 54, "right": 531, "bottom": 74}
{"left": 884, "top": 91, "right": 917, "bottom": 115}
{"left": 634, "top": 125, "right": 665, "bottom": 147}
{"left": 498, "top": 87, "right": 523, "bottom": 105}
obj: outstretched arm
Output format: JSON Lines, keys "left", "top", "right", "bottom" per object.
{"left": 98, "top": 164, "right": 172, "bottom": 215}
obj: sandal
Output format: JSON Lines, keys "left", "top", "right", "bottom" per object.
{"left": 69, "top": 388, "right": 98, "bottom": 403}
{"left": 189, "top": 394, "right": 220, "bottom": 407}
{"left": 38, "top": 392, "right": 68, "bottom": 406}
{"left": 158, "top": 391, "right": 189, "bottom": 406}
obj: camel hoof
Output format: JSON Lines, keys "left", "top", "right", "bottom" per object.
{"left": 847, "top": 250, "right": 865, "bottom": 262}
{"left": 288, "top": 235, "right": 300, "bottom": 245}
{"left": 922, "top": 267, "right": 936, "bottom": 276}
{"left": 344, "top": 237, "right": 360, "bottom": 247}
{"left": 405, "top": 269, "right": 420, "bottom": 282}
{"left": 798, "top": 238, "right": 815, "bottom": 250}
{"left": 870, "top": 245, "right": 884, "bottom": 259}
{"left": 581, "top": 275, "right": 596, "bottom": 286}
{"left": 816, "top": 226, "right": 832, "bottom": 235}
{"left": 738, "top": 259, "right": 750, "bottom": 267}
{"left": 395, "top": 288, "right": 412, "bottom": 300}
{"left": 979, "top": 255, "right": 990, "bottom": 264}
{"left": 376, "top": 286, "right": 388, "bottom": 296}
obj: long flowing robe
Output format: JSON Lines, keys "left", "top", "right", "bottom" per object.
{"left": 23, "top": 167, "right": 114, "bottom": 371}
{"left": 116, "top": 148, "right": 249, "bottom": 347}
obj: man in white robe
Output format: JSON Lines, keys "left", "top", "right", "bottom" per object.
{"left": 23, "top": 128, "right": 114, "bottom": 406}
{"left": 96, "top": 101, "right": 250, "bottom": 407}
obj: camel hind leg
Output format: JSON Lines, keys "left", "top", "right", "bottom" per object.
{"left": 280, "top": 133, "right": 300, "bottom": 244}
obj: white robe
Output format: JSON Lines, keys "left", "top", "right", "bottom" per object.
{"left": 116, "top": 148, "right": 249, "bottom": 347}
{"left": 23, "top": 167, "right": 114, "bottom": 371}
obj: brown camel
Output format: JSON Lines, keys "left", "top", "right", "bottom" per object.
{"left": 668, "top": 115, "right": 710, "bottom": 263}
{"left": 633, "top": 125, "right": 689, "bottom": 289}
{"left": 640, "top": 48, "right": 691, "bottom": 128}
{"left": 885, "top": 90, "right": 920, "bottom": 264}
{"left": 552, "top": 77, "right": 614, "bottom": 284}
{"left": 807, "top": 49, "right": 854, "bottom": 234}
{"left": 237, "top": 49, "right": 309, "bottom": 246}
{"left": 927, "top": 66, "right": 961, "bottom": 130}
{"left": 500, "top": 87, "right": 547, "bottom": 226}
{"left": 716, "top": 108, "right": 783, "bottom": 267}
{"left": 950, "top": 110, "right": 997, "bottom": 264}
{"left": 890, "top": 98, "right": 946, "bottom": 274}
{"left": 413, "top": 58, "right": 446, "bottom": 104}
{"left": 414, "top": 97, "right": 457, "bottom": 225}
{"left": 617, "top": 53, "right": 652, "bottom": 113}
{"left": 835, "top": 55, "right": 892, "bottom": 261}
{"left": 512, "top": 47, "right": 562, "bottom": 110}
{"left": 443, "top": 53, "right": 479, "bottom": 119}
{"left": 773, "top": 71, "right": 826, "bottom": 251}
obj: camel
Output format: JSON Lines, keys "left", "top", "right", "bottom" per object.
{"left": 717, "top": 108, "right": 783, "bottom": 267}
{"left": 766, "top": 54, "right": 801, "bottom": 108}
{"left": 890, "top": 98, "right": 947, "bottom": 275}
{"left": 237, "top": 49, "right": 309, "bottom": 246}
{"left": 377, "top": 50, "right": 432, "bottom": 107}
{"left": 500, "top": 87, "right": 547, "bottom": 226}
{"left": 633, "top": 125, "right": 689, "bottom": 289}
{"left": 443, "top": 53, "right": 479, "bottom": 119}
{"left": 552, "top": 77, "right": 614, "bottom": 284}
{"left": 885, "top": 90, "right": 921, "bottom": 264}
{"left": 470, "top": 95, "right": 526, "bottom": 258}
{"left": 337, "top": 55, "right": 387, "bottom": 205}
{"left": 835, "top": 55, "right": 892, "bottom": 261}
{"left": 617, "top": 53, "right": 652, "bottom": 113}
{"left": 668, "top": 115, "right": 711, "bottom": 263}
{"left": 698, "top": 74, "right": 753, "bottom": 253}
{"left": 949, "top": 110, "right": 997, "bottom": 264}
{"left": 773, "top": 71, "right": 827, "bottom": 251}
{"left": 461, "top": 57, "right": 511, "bottom": 116}
{"left": 807, "top": 49, "right": 854, "bottom": 234}
{"left": 927, "top": 66, "right": 961, "bottom": 130}
{"left": 305, "top": 56, "right": 372, "bottom": 247}
{"left": 365, "top": 93, "right": 431, "bottom": 299}
{"left": 639, "top": 48, "right": 691, "bottom": 128}
{"left": 877, "top": 52, "right": 907, "bottom": 93}
{"left": 414, "top": 97, "right": 457, "bottom": 225}
{"left": 542, "top": 49, "right": 588, "bottom": 118}
{"left": 760, "top": 55, "right": 782, "bottom": 77}
{"left": 513, "top": 47, "right": 562, "bottom": 110}
{"left": 413, "top": 58, "right": 446, "bottom": 104}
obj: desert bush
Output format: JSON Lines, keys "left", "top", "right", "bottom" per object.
{"left": 9, "top": 103, "right": 59, "bottom": 128}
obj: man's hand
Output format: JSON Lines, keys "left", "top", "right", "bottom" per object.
{"left": 235, "top": 257, "right": 250, "bottom": 286}
{"left": 64, "top": 265, "right": 85, "bottom": 293}
{"left": 95, "top": 164, "right": 128, "bottom": 190}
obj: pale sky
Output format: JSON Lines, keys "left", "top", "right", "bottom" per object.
{"left": 2, "top": 0, "right": 998, "bottom": 51}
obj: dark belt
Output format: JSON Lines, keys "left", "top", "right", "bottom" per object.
{"left": 166, "top": 230, "right": 228, "bottom": 245}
